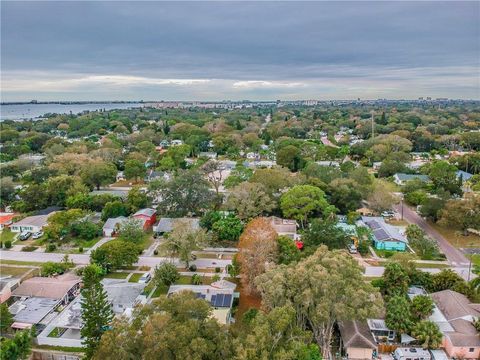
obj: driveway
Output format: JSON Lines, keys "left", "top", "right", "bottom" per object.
{"left": 393, "top": 204, "right": 470, "bottom": 266}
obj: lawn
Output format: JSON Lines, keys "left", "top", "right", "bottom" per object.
{"left": 414, "top": 262, "right": 450, "bottom": 269}
{"left": 0, "top": 265, "right": 35, "bottom": 277}
{"left": 104, "top": 271, "right": 130, "bottom": 279}
{"left": 128, "top": 273, "right": 143, "bottom": 283}
{"left": 427, "top": 221, "right": 480, "bottom": 248}
{"left": 0, "top": 259, "right": 44, "bottom": 266}
{"left": 0, "top": 229, "right": 16, "bottom": 244}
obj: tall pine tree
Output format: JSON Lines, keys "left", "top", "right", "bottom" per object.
{"left": 81, "top": 265, "right": 113, "bottom": 359}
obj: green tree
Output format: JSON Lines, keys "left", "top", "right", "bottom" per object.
{"left": 211, "top": 214, "right": 244, "bottom": 242}
{"left": 234, "top": 305, "right": 317, "bottom": 360}
{"left": 302, "top": 219, "right": 350, "bottom": 252}
{"left": 328, "top": 178, "right": 363, "bottom": 213}
{"left": 0, "top": 329, "right": 31, "bottom": 360}
{"left": 411, "top": 295, "right": 434, "bottom": 320}
{"left": 280, "top": 185, "right": 333, "bottom": 228}
{"left": 154, "top": 262, "right": 180, "bottom": 287}
{"left": 256, "top": 246, "right": 382, "bottom": 358}
{"left": 385, "top": 295, "right": 414, "bottom": 334}
{"left": 164, "top": 221, "right": 207, "bottom": 268}
{"left": 118, "top": 218, "right": 145, "bottom": 243}
{"left": 81, "top": 161, "right": 117, "bottom": 190}
{"left": 90, "top": 240, "right": 140, "bottom": 272}
{"left": 124, "top": 159, "right": 146, "bottom": 182}
{"left": 93, "top": 292, "right": 233, "bottom": 359}
{"left": 276, "top": 145, "right": 304, "bottom": 171}
{"left": 427, "top": 160, "right": 462, "bottom": 195}
{"left": 0, "top": 303, "right": 13, "bottom": 335}
{"left": 126, "top": 186, "right": 148, "bottom": 212}
{"left": 277, "top": 235, "right": 301, "bottom": 264}
{"left": 81, "top": 269, "right": 114, "bottom": 359}
{"left": 381, "top": 262, "right": 410, "bottom": 298}
{"left": 101, "top": 201, "right": 129, "bottom": 221}
{"left": 439, "top": 197, "right": 480, "bottom": 234}
{"left": 226, "top": 182, "right": 275, "bottom": 220}
{"left": 149, "top": 169, "right": 214, "bottom": 217}
{"left": 411, "top": 321, "right": 443, "bottom": 349}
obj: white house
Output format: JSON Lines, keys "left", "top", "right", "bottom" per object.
{"left": 10, "top": 214, "right": 52, "bottom": 233}
{"left": 102, "top": 216, "right": 128, "bottom": 237}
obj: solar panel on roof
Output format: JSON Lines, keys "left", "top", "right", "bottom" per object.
{"left": 374, "top": 229, "right": 390, "bottom": 241}
{"left": 367, "top": 220, "right": 381, "bottom": 230}
{"left": 222, "top": 294, "right": 232, "bottom": 307}
{"left": 210, "top": 294, "right": 217, "bottom": 306}
{"left": 215, "top": 293, "right": 225, "bottom": 307}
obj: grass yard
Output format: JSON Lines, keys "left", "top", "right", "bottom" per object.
{"left": 74, "top": 237, "right": 102, "bottom": 249}
{"left": 128, "top": 273, "right": 143, "bottom": 283}
{"left": 427, "top": 221, "right": 480, "bottom": 248}
{"left": 104, "top": 271, "right": 130, "bottom": 279}
{"left": 34, "top": 345, "right": 84, "bottom": 353}
{"left": 386, "top": 219, "right": 409, "bottom": 227}
{"left": 0, "top": 265, "right": 34, "bottom": 277}
{"left": 414, "top": 262, "right": 450, "bottom": 269}
{"left": 0, "top": 229, "right": 16, "bottom": 244}
{"left": 0, "top": 259, "right": 44, "bottom": 266}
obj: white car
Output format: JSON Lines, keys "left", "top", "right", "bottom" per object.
{"left": 381, "top": 211, "right": 395, "bottom": 218}
{"left": 32, "top": 231, "right": 44, "bottom": 239}
{"left": 347, "top": 244, "right": 358, "bottom": 254}
{"left": 138, "top": 272, "right": 151, "bottom": 284}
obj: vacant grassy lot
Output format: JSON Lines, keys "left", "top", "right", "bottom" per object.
{"left": 427, "top": 221, "right": 480, "bottom": 248}
{"left": 0, "top": 265, "right": 34, "bottom": 277}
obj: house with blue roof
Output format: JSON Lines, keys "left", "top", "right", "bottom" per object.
{"left": 456, "top": 170, "right": 473, "bottom": 183}
{"left": 361, "top": 216, "right": 407, "bottom": 251}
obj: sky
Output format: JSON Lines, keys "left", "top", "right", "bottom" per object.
{"left": 1, "top": 1, "right": 479, "bottom": 101}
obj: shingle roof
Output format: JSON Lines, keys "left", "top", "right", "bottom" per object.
{"left": 103, "top": 216, "right": 128, "bottom": 230}
{"left": 12, "top": 214, "right": 51, "bottom": 228}
{"left": 394, "top": 173, "right": 430, "bottom": 182}
{"left": 338, "top": 320, "right": 377, "bottom": 349}
{"left": 12, "top": 276, "right": 80, "bottom": 300}
{"left": 431, "top": 290, "right": 480, "bottom": 321}
{"left": 133, "top": 208, "right": 156, "bottom": 217}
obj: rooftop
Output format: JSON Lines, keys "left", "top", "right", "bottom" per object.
{"left": 12, "top": 274, "right": 80, "bottom": 300}
{"left": 10, "top": 297, "right": 59, "bottom": 325}
{"left": 338, "top": 320, "right": 377, "bottom": 349}
{"left": 12, "top": 214, "right": 51, "bottom": 227}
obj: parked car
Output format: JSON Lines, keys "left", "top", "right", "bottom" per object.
{"left": 32, "top": 231, "right": 44, "bottom": 239}
{"left": 138, "top": 272, "right": 151, "bottom": 284}
{"left": 347, "top": 244, "right": 358, "bottom": 254}
{"left": 381, "top": 210, "right": 395, "bottom": 218}
{"left": 18, "top": 232, "right": 32, "bottom": 241}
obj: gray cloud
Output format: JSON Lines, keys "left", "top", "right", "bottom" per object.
{"left": 1, "top": 1, "right": 479, "bottom": 100}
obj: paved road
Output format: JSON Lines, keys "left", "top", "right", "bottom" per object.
{"left": 0, "top": 250, "right": 231, "bottom": 269}
{"left": 393, "top": 204, "right": 470, "bottom": 266}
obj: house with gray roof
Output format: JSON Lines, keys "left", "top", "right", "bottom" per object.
{"left": 102, "top": 216, "right": 128, "bottom": 237}
{"left": 361, "top": 216, "right": 407, "bottom": 251}
{"left": 393, "top": 173, "right": 430, "bottom": 186}
{"left": 338, "top": 320, "right": 377, "bottom": 360}
{"left": 153, "top": 217, "right": 200, "bottom": 234}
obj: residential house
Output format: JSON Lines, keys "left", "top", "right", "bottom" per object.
{"left": 102, "top": 216, "right": 128, "bottom": 237}
{"left": 132, "top": 208, "right": 157, "bottom": 228}
{"left": 456, "top": 170, "right": 473, "bottom": 183}
{"left": 167, "top": 279, "right": 237, "bottom": 325}
{"left": 429, "top": 290, "right": 480, "bottom": 360}
{"left": 268, "top": 216, "right": 299, "bottom": 240}
{"left": 315, "top": 160, "right": 340, "bottom": 168}
{"left": 153, "top": 217, "right": 200, "bottom": 235}
{"left": 0, "top": 212, "right": 15, "bottom": 231}
{"left": 0, "top": 276, "right": 21, "bottom": 304}
{"left": 11, "top": 274, "right": 81, "bottom": 304}
{"left": 338, "top": 320, "right": 377, "bottom": 360}
{"left": 393, "top": 173, "right": 430, "bottom": 186}
{"left": 367, "top": 319, "right": 396, "bottom": 343}
{"left": 361, "top": 217, "right": 407, "bottom": 251}
{"left": 10, "top": 214, "right": 53, "bottom": 233}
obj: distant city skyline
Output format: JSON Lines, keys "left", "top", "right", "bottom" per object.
{"left": 1, "top": 1, "right": 479, "bottom": 101}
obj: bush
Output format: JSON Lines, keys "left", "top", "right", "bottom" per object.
{"left": 191, "top": 274, "right": 202, "bottom": 285}
{"left": 40, "top": 261, "right": 73, "bottom": 277}
{"left": 46, "top": 243, "right": 56, "bottom": 252}
{"left": 212, "top": 274, "right": 220, "bottom": 282}
{"left": 189, "top": 264, "right": 197, "bottom": 272}
{"left": 21, "top": 246, "right": 38, "bottom": 252}
{"left": 153, "top": 249, "right": 159, "bottom": 255}
{"left": 4, "top": 240, "right": 12, "bottom": 249}
{"left": 78, "top": 247, "right": 84, "bottom": 253}
{"left": 215, "top": 267, "right": 221, "bottom": 273}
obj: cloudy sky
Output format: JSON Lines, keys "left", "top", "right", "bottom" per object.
{"left": 1, "top": 1, "right": 479, "bottom": 101}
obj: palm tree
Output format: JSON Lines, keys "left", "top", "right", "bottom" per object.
{"left": 411, "top": 321, "right": 443, "bottom": 349}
